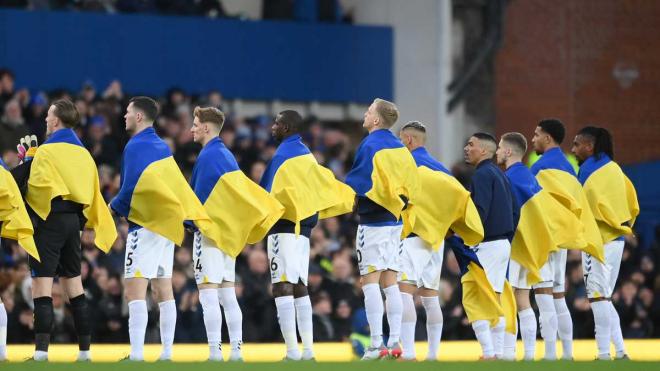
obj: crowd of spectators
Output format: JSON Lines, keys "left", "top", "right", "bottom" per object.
{"left": 0, "top": 0, "right": 350, "bottom": 23}
{"left": 1, "top": 67, "right": 659, "bottom": 347}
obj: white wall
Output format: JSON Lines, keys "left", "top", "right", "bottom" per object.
{"left": 350, "top": 0, "right": 464, "bottom": 166}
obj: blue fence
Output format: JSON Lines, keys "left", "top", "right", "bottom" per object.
{"left": 0, "top": 9, "right": 392, "bottom": 103}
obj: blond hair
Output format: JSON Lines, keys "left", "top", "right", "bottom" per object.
{"left": 373, "top": 98, "right": 399, "bottom": 128}
{"left": 194, "top": 106, "right": 225, "bottom": 130}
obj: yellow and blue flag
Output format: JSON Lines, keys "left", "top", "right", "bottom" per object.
{"left": 578, "top": 154, "right": 639, "bottom": 243}
{"left": 345, "top": 129, "right": 419, "bottom": 231}
{"left": 259, "top": 134, "right": 355, "bottom": 234}
{"left": 0, "top": 159, "right": 38, "bottom": 260}
{"left": 448, "top": 237, "right": 503, "bottom": 327}
{"left": 402, "top": 147, "right": 483, "bottom": 249}
{"left": 110, "top": 127, "right": 213, "bottom": 246}
{"left": 191, "top": 137, "right": 284, "bottom": 258}
{"left": 27, "top": 128, "right": 117, "bottom": 252}
{"left": 502, "top": 280, "right": 518, "bottom": 335}
{"left": 531, "top": 148, "right": 604, "bottom": 261}
{"left": 507, "top": 162, "right": 586, "bottom": 284}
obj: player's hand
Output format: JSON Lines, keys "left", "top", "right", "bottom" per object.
{"left": 16, "top": 135, "right": 39, "bottom": 162}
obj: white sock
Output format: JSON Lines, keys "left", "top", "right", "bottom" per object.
{"left": 362, "top": 283, "right": 384, "bottom": 348}
{"left": 421, "top": 296, "right": 443, "bottom": 360}
{"left": 77, "top": 350, "right": 91, "bottom": 361}
{"left": 294, "top": 296, "right": 314, "bottom": 359}
{"left": 472, "top": 319, "right": 495, "bottom": 358}
{"left": 535, "top": 294, "right": 557, "bottom": 360}
{"left": 158, "top": 300, "right": 177, "bottom": 360}
{"left": 591, "top": 301, "right": 611, "bottom": 359}
{"left": 383, "top": 284, "right": 402, "bottom": 347}
{"left": 275, "top": 296, "right": 300, "bottom": 359}
{"left": 518, "top": 308, "right": 537, "bottom": 360}
{"left": 219, "top": 287, "right": 243, "bottom": 355}
{"left": 383, "top": 284, "right": 403, "bottom": 348}
{"left": 400, "top": 292, "right": 416, "bottom": 360}
{"left": 33, "top": 350, "right": 48, "bottom": 361}
{"left": 608, "top": 301, "right": 626, "bottom": 357}
{"left": 503, "top": 332, "right": 517, "bottom": 360}
{"left": 0, "top": 303, "right": 7, "bottom": 361}
{"left": 199, "top": 289, "right": 223, "bottom": 360}
{"left": 128, "top": 300, "right": 148, "bottom": 361}
{"left": 491, "top": 316, "right": 505, "bottom": 358}
{"left": 554, "top": 297, "right": 573, "bottom": 359}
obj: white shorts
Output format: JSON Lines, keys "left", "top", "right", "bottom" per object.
{"left": 267, "top": 233, "right": 310, "bottom": 285}
{"left": 583, "top": 240, "right": 624, "bottom": 299}
{"left": 193, "top": 231, "right": 236, "bottom": 285}
{"left": 508, "top": 259, "right": 530, "bottom": 290}
{"left": 356, "top": 224, "right": 403, "bottom": 276}
{"left": 472, "top": 239, "right": 511, "bottom": 293}
{"left": 398, "top": 237, "right": 444, "bottom": 291}
{"left": 124, "top": 228, "right": 174, "bottom": 279}
{"left": 533, "top": 249, "right": 567, "bottom": 292}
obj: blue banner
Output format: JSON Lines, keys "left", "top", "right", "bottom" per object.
{"left": 0, "top": 9, "right": 392, "bottom": 103}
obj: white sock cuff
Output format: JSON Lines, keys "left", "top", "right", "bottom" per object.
{"left": 535, "top": 294, "right": 555, "bottom": 312}
{"left": 294, "top": 295, "right": 312, "bottom": 307}
{"left": 158, "top": 299, "right": 176, "bottom": 309}
{"left": 383, "top": 284, "right": 399, "bottom": 296}
{"left": 129, "top": 299, "right": 147, "bottom": 309}
{"left": 472, "top": 319, "right": 490, "bottom": 332}
{"left": 421, "top": 296, "right": 440, "bottom": 308}
{"left": 275, "top": 295, "right": 294, "bottom": 306}
{"left": 199, "top": 288, "right": 219, "bottom": 303}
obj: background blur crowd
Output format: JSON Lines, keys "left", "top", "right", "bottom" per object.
{"left": 1, "top": 66, "right": 659, "bottom": 346}
{"left": 0, "top": 0, "right": 351, "bottom": 23}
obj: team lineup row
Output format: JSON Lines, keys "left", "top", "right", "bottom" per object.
{"left": 0, "top": 96, "right": 639, "bottom": 362}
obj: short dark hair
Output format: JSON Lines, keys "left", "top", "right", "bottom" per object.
{"left": 129, "top": 96, "right": 159, "bottom": 122}
{"left": 277, "top": 110, "right": 303, "bottom": 134}
{"left": 501, "top": 132, "right": 528, "bottom": 155}
{"left": 401, "top": 121, "right": 427, "bottom": 133}
{"left": 472, "top": 132, "right": 497, "bottom": 145}
{"left": 52, "top": 99, "right": 80, "bottom": 128}
{"left": 538, "top": 119, "right": 566, "bottom": 145}
{"left": 577, "top": 126, "right": 614, "bottom": 160}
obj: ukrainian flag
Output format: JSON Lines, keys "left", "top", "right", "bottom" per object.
{"left": 345, "top": 129, "right": 419, "bottom": 231}
{"left": 531, "top": 148, "right": 604, "bottom": 262}
{"left": 401, "top": 147, "right": 483, "bottom": 249}
{"left": 26, "top": 128, "right": 117, "bottom": 252}
{"left": 507, "top": 162, "right": 586, "bottom": 284}
{"left": 448, "top": 237, "right": 503, "bottom": 327}
{"left": 191, "top": 137, "right": 284, "bottom": 258}
{"left": 110, "top": 127, "right": 213, "bottom": 246}
{"left": 0, "top": 159, "right": 38, "bottom": 260}
{"left": 259, "top": 134, "right": 355, "bottom": 234}
{"left": 502, "top": 280, "right": 518, "bottom": 335}
{"left": 578, "top": 154, "right": 639, "bottom": 243}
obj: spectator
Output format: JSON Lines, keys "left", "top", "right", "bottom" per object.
{"left": 312, "top": 291, "right": 334, "bottom": 341}
{"left": 0, "top": 68, "right": 15, "bottom": 114}
{"left": 0, "top": 99, "right": 30, "bottom": 153}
